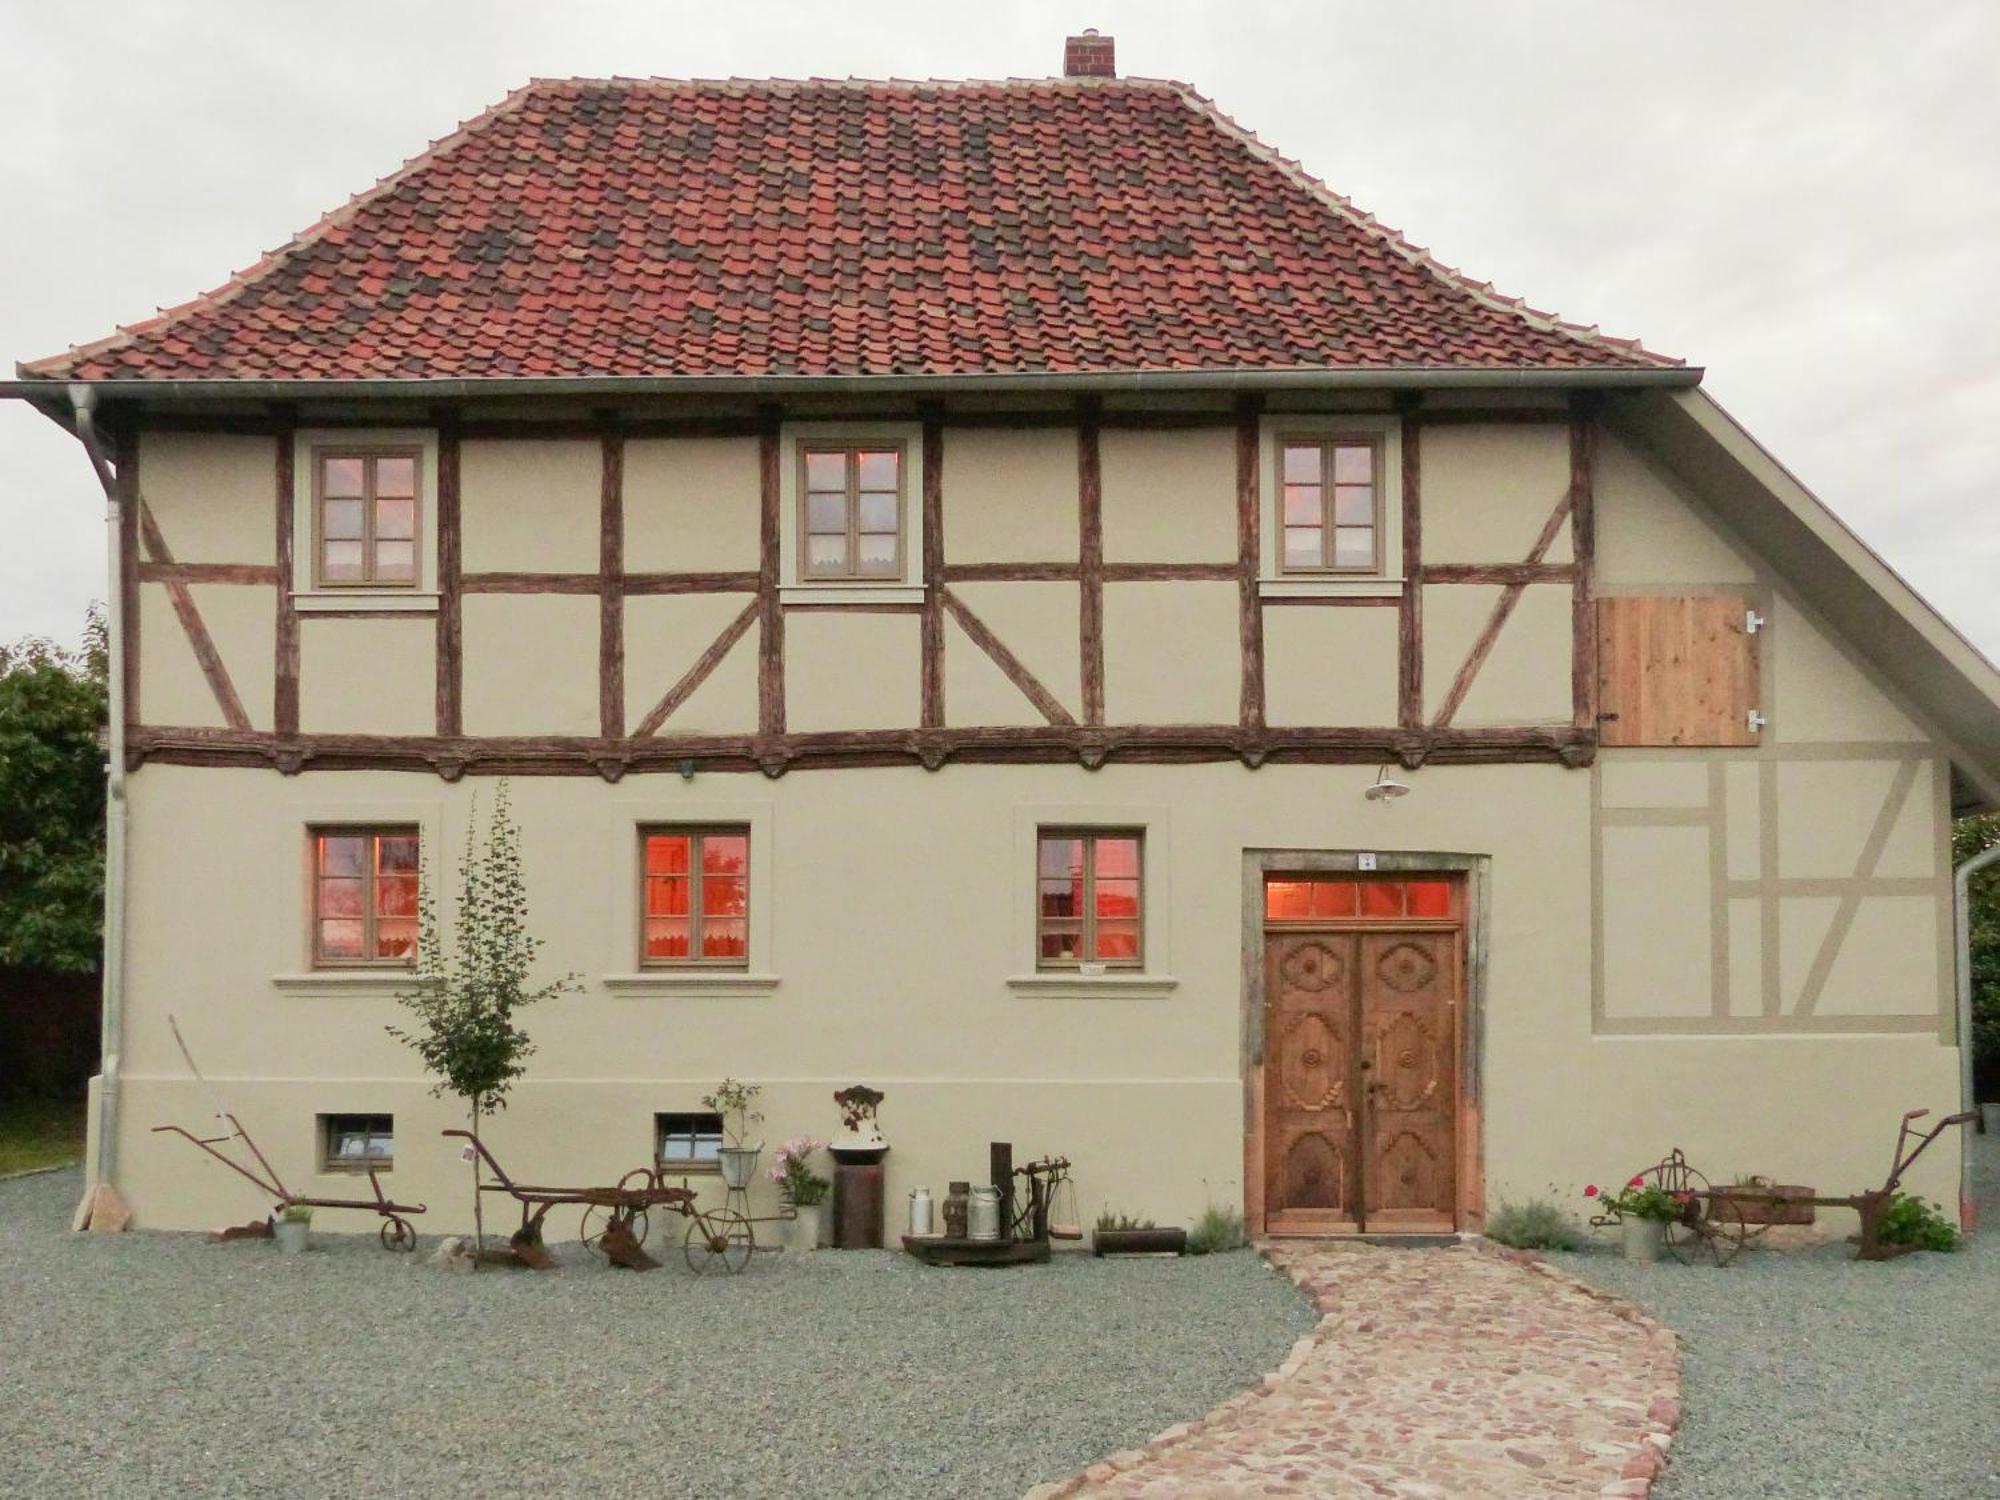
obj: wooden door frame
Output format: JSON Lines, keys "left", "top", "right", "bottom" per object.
{"left": 1241, "top": 849, "right": 1489, "bottom": 1237}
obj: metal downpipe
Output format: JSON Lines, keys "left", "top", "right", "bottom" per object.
{"left": 1952, "top": 841, "right": 2000, "bottom": 1232}
{"left": 67, "top": 383, "right": 129, "bottom": 1228}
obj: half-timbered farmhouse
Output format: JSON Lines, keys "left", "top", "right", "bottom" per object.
{"left": 12, "top": 33, "right": 2000, "bottom": 1237}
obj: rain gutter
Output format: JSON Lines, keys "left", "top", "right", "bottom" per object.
{"left": 0, "top": 365, "right": 1704, "bottom": 407}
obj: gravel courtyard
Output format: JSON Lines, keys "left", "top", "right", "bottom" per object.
{"left": 0, "top": 1169, "right": 1316, "bottom": 1500}
{"left": 1551, "top": 1129, "right": 2000, "bottom": 1500}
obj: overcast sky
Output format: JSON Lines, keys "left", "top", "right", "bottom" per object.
{"left": 2, "top": 1, "right": 1995, "bottom": 654}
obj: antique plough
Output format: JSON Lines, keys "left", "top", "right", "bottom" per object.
{"left": 1594, "top": 1108, "right": 1975, "bottom": 1266}
{"left": 152, "top": 1117, "right": 427, "bottom": 1250}
{"left": 444, "top": 1131, "right": 753, "bottom": 1273}
{"left": 152, "top": 1016, "right": 425, "bottom": 1249}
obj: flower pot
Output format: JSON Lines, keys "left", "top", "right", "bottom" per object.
{"left": 716, "top": 1145, "right": 761, "bottom": 1191}
{"left": 788, "top": 1204, "right": 823, "bottom": 1253}
{"left": 1622, "top": 1217, "right": 1666, "bottom": 1263}
{"left": 273, "top": 1218, "right": 312, "bottom": 1256}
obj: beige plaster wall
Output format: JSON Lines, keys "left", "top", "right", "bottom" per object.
{"left": 461, "top": 594, "right": 600, "bottom": 736}
{"left": 139, "top": 581, "right": 279, "bottom": 731}
{"left": 1421, "top": 583, "right": 1572, "bottom": 726}
{"left": 1103, "top": 581, "right": 1238, "bottom": 724}
{"left": 109, "top": 758, "right": 1961, "bottom": 1232}
{"left": 1099, "top": 429, "right": 1236, "bottom": 564}
{"left": 1262, "top": 604, "right": 1399, "bottom": 727}
{"left": 140, "top": 432, "right": 276, "bottom": 565}
{"left": 1421, "top": 424, "right": 1571, "bottom": 564}
{"left": 942, "top": 427, "right": 1078, "bottom": 564}
{"left": 785, "top": 610, "right": 921, "bottom": 732}
{"left": 298, "top": 616, "right": 435, "bottom": 737}
{"left": 946, "top": 580, "right": 1082, "bottom": 725}
{"left": 624, "top": 593, "right": 759, "bottom": 736}
{"left": 1596, "top": 431, "right": 1756, "bottom": 587}
{"left": 624, "top": 437, "right": 761, "bottom": 574}
{"left": 460, "top": 439, "right": 600, "bottom": 574}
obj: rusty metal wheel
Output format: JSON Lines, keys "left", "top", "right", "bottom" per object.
{"left": 380, "top": 1215, "right": 417, "bottom": 1252}
{"left": 579, "top": 1171, "right": 657, "bottom": 1256}
{"left": 684, "top": 1210, "right": 754, "bottom": 1274}
{"left": 1669, "top": 1189, "right": 1747, "bottom": 1268}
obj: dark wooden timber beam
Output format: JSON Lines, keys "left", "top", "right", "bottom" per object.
{"left": 755, "top": 413, "right": 785, "bottom": 765}
{"left": 135, "top": 496, "right": 252, "bottom": 732}
{"left": 434, "top": 412, "right": 463, "bottom": 737}
{"left": 940, "top": 587, "right": 1077, "bottom": 727}
{"left": 1397, "top": 399, "right": 1424, "bottom": 735}
{"left": 1077, "top": 397, "right": 1105, "bottom": 728}
{"left": 599, "top": 425, "right": 625, "bottom": 741}
{"left": 1236, "top": 394, "right": 1265, "bottom": 735}
{"left": 920, "top": 407, "right": 945, "bottom": 731}
{"left": 1569, "top": 395, "right": 1601, "bottom": 738}
{"left": 632, "top": 597, "right": 759, "bottom": 739}
{"left": 273, "top": 415, "right": 299, "bottom": 737}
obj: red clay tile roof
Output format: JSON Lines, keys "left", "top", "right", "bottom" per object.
{"left": 23, "top": 77, "right": 1676, "bottom": 382}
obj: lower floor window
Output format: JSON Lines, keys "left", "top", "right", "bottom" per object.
{"left": 321, "top": 1114, "right": 394, "bottom": 1172}
{"left": 1037, "top": 830, "right": 1144, "bottom": 967}
{"left": 641, "top": 828, "right": 749, "bottom": 965}
{"left": 312, "top": 826, "right": 420, "bottom": 967}
{"left": 656, "top": 1112, "right": 724, "bottom": 1173}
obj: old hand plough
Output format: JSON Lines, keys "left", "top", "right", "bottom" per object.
{"left": 1596, "top": 1108, "right": 1975, "bottom": 1266}
{"left": 443, "top": 1131, "right": 753, "bottom": 1274}
{"left": 152, "top": 1016, "right": 425, "bottom": 1249}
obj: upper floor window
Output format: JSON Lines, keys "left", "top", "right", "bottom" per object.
{"left": 641, "top": 827, "right": 750, "bottom": 967}
{"left": 800, "top": 445, "right": 903, "bottom": 581}
{"left": 312, "top": 827, "right": 420, "bottom": 967}
{"left": 315, "top": 448, "right": 422, "bottom": 588}
{"left": 321, "top": 1114, "right": 395, "bottom": 1172}
{"left": 1037, "top": 830, "right": 1144, "bottom": 969}
{"left": 1280, "top": 437, "right": 1380, "bottom": 574}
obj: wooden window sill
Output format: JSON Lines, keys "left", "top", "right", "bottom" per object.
{"left": 778, "top": 583, "right": 924, "bottom": 606}
{"left": 1006, "top": 973, "right": 1180, "bottom": 999}
{"left": 1258, "top": 577, "right": 1402, "bottom": 599}
{"left": 273, "top": 971, "right": 420, "bottom": 993}
{"left": 294, "top": 591, "right": 440, "bottom": 614}
{"left": 601, "top": 972, "right": 781, "bottom": 999}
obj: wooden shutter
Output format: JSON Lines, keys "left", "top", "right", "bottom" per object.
{"left": 1596, "top": 595, "right": 1758, "bottom": 746}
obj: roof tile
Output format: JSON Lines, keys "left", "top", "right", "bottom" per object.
{"left": 24, "top": 76, "right": 1675, "bottom": 381}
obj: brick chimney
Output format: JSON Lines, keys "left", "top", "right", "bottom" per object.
{"left": 1063, "top": 29, "right": 1116, "bottom": 78}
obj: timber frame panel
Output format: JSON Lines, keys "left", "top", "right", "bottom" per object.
{"left": 108, "top": 397, "right": 1617, "bottom": 780}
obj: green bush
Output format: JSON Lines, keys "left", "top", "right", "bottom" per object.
{"left": 1186, "top": 1204, "right": 1247, "bottom": 1255}
{"left": 1484, "top": 1197, "right": 1583, "bottom": 1251}
{"left": 278, "top": 1204, "right": 313, "bottom": 1224}
{"left": 1878, "top": 1193, "right": 1960, "bottom": 1253}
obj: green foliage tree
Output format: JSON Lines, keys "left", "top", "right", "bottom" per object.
{"left": 0, "top": 609, "right": 107, "bottom": 973}
{"left": 1954, "top": 813, "right": 2000, "bottom": 1100}
{"left": 389, "top": 781, "right": 577, "bottom": 1253}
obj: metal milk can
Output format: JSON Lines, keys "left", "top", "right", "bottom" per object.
{"left": 908, "top": 1186, "right": 934, "bottom": 1236}
{"left": 968, "top": 1184, "right": 1002, "bottom": 1240}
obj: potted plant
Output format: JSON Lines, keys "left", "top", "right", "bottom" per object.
{"left": 1091, "top": 1209, "right": 1187, "bottom": 1257}
{"left": 702, "top": 1078, "right": 764, "bottom": 1190}
{"left": 770, "top": 1136, "right": 831, "bottom": 1252}
{"left": 273, "top": 1203, "right": 313, "bottom": 1256}
{"left": 1585, "top": 1177, "right": 1685, "bottom": 1262}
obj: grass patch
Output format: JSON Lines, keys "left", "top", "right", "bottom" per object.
{"left": 0, "top": 1097, "right": 86, "bottom": 1176}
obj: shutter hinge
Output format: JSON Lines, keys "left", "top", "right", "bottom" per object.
{"left": 1745, "top": 609, "right": 1766, "bottom": 635}
{"left": 1747, "top": 709, "right": 1767, "bottom": 734}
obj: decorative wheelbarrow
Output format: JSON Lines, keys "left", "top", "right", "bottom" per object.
{"left": 443, "top": 1131, "right": 753, "bottom": 1273}
{"left": 152, "top": 1116, "right": 426, "bottom": 1251}
{"left": 1593, "top": 1108, "right": 1975, "bottom": 1266}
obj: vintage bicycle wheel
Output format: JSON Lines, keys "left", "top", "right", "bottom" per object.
{"left": 379, "top": 1215, "right": 418, "bottom": 1252}
{"left": 684, "top": 1210, "right": 754, "bottom": 1274}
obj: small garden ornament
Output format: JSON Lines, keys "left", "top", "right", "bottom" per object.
{"left": 1585, "top": 1177, "right": 1687, "bottom": 1262}
{"left": 830, "top": 1084, "right": 887, "bottom": 1163}
{"left": 702, "top": 1078, "right": 765, "bottom": 1189}
{"left": 273, "top": 1204, "right": 312, "bottom": 1256}
{"left": 771, "top": 1135, "right": 831, "bottom": 1251}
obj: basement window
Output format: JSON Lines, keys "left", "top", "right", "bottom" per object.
{"left": 656, "top": 1112, "right": 724, "bottom": 1173}
{"left": 321, "top": 1114, "right": 394, "bottom": 1172}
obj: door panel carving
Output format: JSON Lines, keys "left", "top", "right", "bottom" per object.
{"left": 1359, "top": 929, "right": 1456, "bottom": 1230}
{"left": 1264, "top": 931, "right": 1358, "bottom": 1229}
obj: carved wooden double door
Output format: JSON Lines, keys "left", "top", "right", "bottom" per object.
{"left": 1263, "top": 920, "right": 1459, "bottom": 1234}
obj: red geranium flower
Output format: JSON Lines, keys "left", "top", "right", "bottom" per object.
{"left": 1628, "top": 1175, "right": 1645, "bottom": 1188}
{"left": 1584, "top": 1184, "right": 1599, "bottom": 1197}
